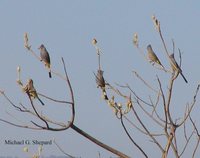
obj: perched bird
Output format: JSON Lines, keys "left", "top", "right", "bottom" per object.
{"left": 95, "top": 70, "right": 105, "bottom": 88}
{"left": 169, "top": 53, "right": 188, "bottom": 83}
{"left": 23, "top": 79, "right": 44, "bottom": 105}
{"left": 38, "top": 44, "right": 52, "bottom": 78}
{"left": 94, "top": 69, "right": 108, "bottom": 100}
{"left": 147, "top": 44, "right": 164, "bottom": 68}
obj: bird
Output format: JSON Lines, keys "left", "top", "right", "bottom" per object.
{"left": 147, "top": 44, "right": 164, "bottom": 68}
{"left": 95, "top": 69, "right": 105, "bottom": 89}
{"left": 23, "top": 79, "right": 45, "bottom": 105}
{"left": 94, "top": 69, "right": 108, "bottom": 100}
{"left": 169, "top": 53, "right": 188, "bottom": 83}
{"left": 38, "top": 44, "right": 52, "bottom": 78}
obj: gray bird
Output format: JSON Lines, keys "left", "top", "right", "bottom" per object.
{"left": 38, "top": 44, "right": 52, "bottom": 78}
{"left": 94, "top": 69, "right": 108, "bottom": 100}
{"left": 169, "top": 53, "right": 188, "bottom": 83}
{"left": 147, "top": 44, "right": 164, "bottom": 68}
{"left": 95, "top": 70, "right": 105, "bottom": 89}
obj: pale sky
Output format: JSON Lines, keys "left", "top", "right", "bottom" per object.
{"left": 0, "top": 1, "right": 200, "bottom": 157}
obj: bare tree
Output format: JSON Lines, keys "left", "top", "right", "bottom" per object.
{"left": 0, "top": 33, "right": 130, "bottom": 158}
{"left": 93, "top": 15, "right": 200, "bottom": 158}
{"left": 0, "top": 16, "right": 200, "bottom": 158}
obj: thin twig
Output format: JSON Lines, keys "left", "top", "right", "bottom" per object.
{"left": 136, "top": 99, "right": 165, "bottom": 128}
{"left": 38, "top": 93, "right": 73, "bottom": 105}
{"left": 27, "top": 93, "right": 49, "bottom": 129}
{"left": 132, "top": 71, "right": 160, "bottom": 95}
{"left": 121, "top": 115, "right": 148, "bottom": 158}
{"left": 124, "top": 116, "right": 164, "bottom": 137}
{"left": 54, "top": 139, "right": 76, "bottom": 158}
{"left": 178, "top": 84, "right": 200, "bottom": 127}
{"left": 189, "top": 115, "right": 200, "bottom": 158}
{"left": 179, "top": 128, "right": 195, "bottom": 157}
{"left": 157, "top": 77, "right": 168, "bottom": 131}
{"left": 0, "top": 118, "right": 42, "bottom": 130}
{"left": 61, "top": 57, "right": 75, "bottom": 127}
{"left": 132, "top": 105, "right": 164, "bottom": 153}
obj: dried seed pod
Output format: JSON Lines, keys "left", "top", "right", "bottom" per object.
{"left": 133, "top": 33, "right": 139, "bottom": 47}
{"left": 92, "top": 38, "right": 97, "bottom": 45}
{"left": 151, "top": 15, "right": 160, "bottom": 31}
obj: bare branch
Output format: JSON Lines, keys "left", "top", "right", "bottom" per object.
{"left": 131, "top": 105, "right": 164, "bottom": 153}
{"left": 178, "top": 84, "right": 200, "bottom": 127}
{"left": 123, "top": 116, "right": 164, "bottom": 137}
{"left": 132, "top": 71, "right": 160, "bottom": 95}
{"left": 189, "top": 115, "right": 200, "bottom": 158}
{"left": 61, "top": 57, "right": 75, "bottom": 127}
{"left": 71, "top": 124, "right": 130, "bottom": 158}
{"left": 38, "top": 93, "right": 73, "bottom": 105}
{"left": 121, "top": 115, "right": 148, "bottom": 158}
{"left": 136, "top": 99, "right": 165, "bottom": 128}
{"left": 0, "top": 118, "right": 42, "bottom": 130}
{"left": 179, "top": 128, "right": 195, "bottom": 157}
{"left": 54, "top": 139, "right": 77, "bottom": 158}
{"left": 27, "top": 93, "right": 49, "bottom": 129}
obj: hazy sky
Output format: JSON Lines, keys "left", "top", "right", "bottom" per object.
{"left": 0, "top": 1, "right": 200, "bottom": 157}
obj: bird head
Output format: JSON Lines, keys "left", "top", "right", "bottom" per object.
{"left": 38, "top": 44, "right": 45, "bottom": 50}
{"left": 28, "top": 79, "right": 33, "bottom": 85}
{"left": 147, "top": 44, "right": 152, "bottom": 51}
{"left": 170, "top": 53, "right": 174, "bottom": 58}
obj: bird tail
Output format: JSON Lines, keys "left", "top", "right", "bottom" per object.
{"left": 49, "top": 70, "right": 52, "bottom": 78}
{"left": 159, "top": 63, "right": 165, "bottom": 69}
{"left": 37, "top": 97, "right": 45, "bottom": 106}
{"left": 180, "top": 72, "right": 188, "bottom": 83}
{"left": 155, "top": 59, "right": 163, "bottom": 68}
{"left": 102, "top": 88, "right": 108, "bottom": 100}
